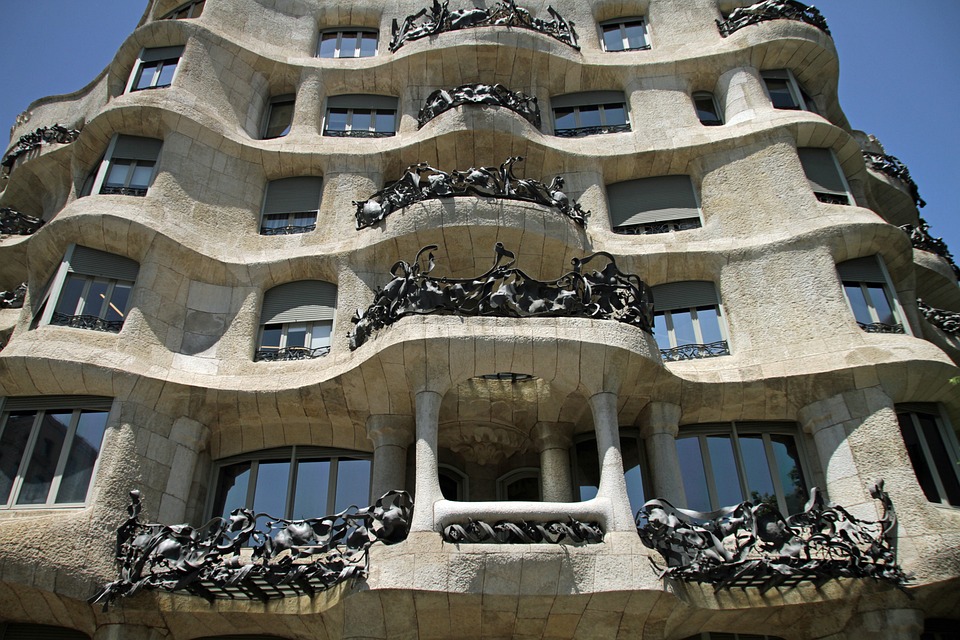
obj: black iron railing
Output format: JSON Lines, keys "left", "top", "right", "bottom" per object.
{"left": 323, "top": 129, "right": 395, "bottom": 138}
{"left": 260, "top": 224, "right": 317, "bottom": 236}
{"left": 554, "top": 123, "right": 630, "bottom": 138}
{"left": 858, "top": 322, "right": 904, "bottom": 335}
{"left": 615, "top": 219, "right": 702, "bottom": 236}
{"left": 0, "top": 207, "right": 44, "bottom": 235}
{"left": 717, "top": 0, "right": 830, "bottom": 38}
{"left": 100, "top": 186, "right": 148, "bottom": 197}
{"left": 864, "top": 151, "right": 925, "bottom": 208}
{"left": 660, "top": 340, "right": 730, "bottom": 362}
{"left": 254, "top": 345, "right": 331, "bottom": 362}
{"left": 51, "top": 313, "right": 123, "bottom": 333}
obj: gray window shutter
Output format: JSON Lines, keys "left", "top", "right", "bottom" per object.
{"left": 261, "top": 281, "right": 337, "bottom": 324}
{"left": 837, "top": 256, "right": 885, "bottom": 283}
{"left": 68, "top": 246, "right": 140, "bottom": 281}
{"left": 761, "top": 69, "right": 790, "bottom": 81}
{"left": 262, "top": 177, "right": 324, "bottom": 215}
{"left": 607, "top": 176, "right": 699, "bottom": 227}
{"left": 1, "top": 396, "right": 113, "bottom": 412}
{"left": 112, "top": 135, "right": 163, "bottom": 161}
{"left": 798, "top": 148, "right": 846, "bottom": 195}
{"left": 140, "top": 46, "right": 184, "bottom": 63}
{"left": 651, "top": 281, "right": 719, "bottom": 312}
{"left": 551, "top": 91, "right": 626, "bottom": 109}
{"left": 327, "top": 95, "right": 398, "bottom": 111}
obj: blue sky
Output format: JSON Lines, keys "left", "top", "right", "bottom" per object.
{"left": 1, "top": 1, "right": 958, "bottom": 255}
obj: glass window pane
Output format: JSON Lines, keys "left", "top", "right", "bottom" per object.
{"left": 554, "top": 108, "right": 577, "bottom": 130}
{"left": 214, "top": 462, "right": 251, "bottom": 518}
{"left": 292, "top": 459, "right": 331, "bottom": 518}
{"left": 340, "top": 33, "right": 358, "bottom": 57}
{"left": 602, "top": 104, "right": 627, "bottom": 126}
{"left": 351, "top": 109, "right": 373, "bottom": 131}
{"left": 578, "top": 105, "right": 602, "bottom": 128}
{"left": 374, "top": 111, "right": 396, "bottom": 133}
{"left": 156, "top": 60, "right": 177, "bottom": 87}
{"left": 359, "top": 33, "right": 378, "bottom": 57}
{"left": 765, "top": 79, "right": 798, "bottom": 109}
{"left": 252, "top": 460, "right": 290, "bottom": 518}
{"left": 261, "top": 213, "right": 287, "bottom": 231}
{"left": 770, "top": 434, "right": 808, "bottom": 514}
{"left": 739, "top": 435, "right": 776, "bottom": 509}
{"left": 505, "top": 474, "right": 540, "bottom": 501}
{"left": 130, "top": 162, "right": 155, "bottom": 188}
{"left": 677, "top": 437, "right": 710, "bottom": 512}
{"left": 0, "top": 411, "right": 36, "bottom": 504}
{"left": 621, "top": 437, "right": 646, "bottom": 514}
{"left": 105, "top": 282, "right": 132, "bottom": 323}
{"left": 334, "top": 458, "right": 371, "bottom": 511}
{"left": 695, "top": 96, "right": 720, "bottom": 123}
{"left": 311, "top": 322, "right": 332, "bottom": 348}
{"left": 16, "top": 411, "right": 70, "bottom": 505}
{"left": 671, "top": 309, "right": 697, "bottom": 347}
{"left": 55, "top": 274, "right": 87, "bottom": 316}
{"left": 575, "top": 439, "right": 600, "bottom": 501}
{"left": 105, "top": 161, "right": 131, "bottom": 187}
{"left": 286, "top": 324, "right": 307, "bottom": 349}
{"left": 843, "top": 284, "right": 872, "bottom": 325}
{"left": 653, "top": 313, "right": 672, "bottom": 350}
{"left": 602, "top": 24, "right": 623, "bottom": 51}
{"left": 55, "top": 410, "right": 108, "bottom": 503}
{"left": 260, "top": 324, "right": 282, "bottom": 350}
{"left": 898, "top": 413, "right": 941, "bottom": 503}
{"left": 696, "top": 307, "right": 723, "bottom": 344}
{"left": 293, "top": 212, "right": 317, "bottom": 228}
{"left": 326, "top": 109, "right": 349, "bottom": 131}
{"left": 265, "top": 102, "right": 294, "bottom": 139}
{"left": 866, "top": 284, "right": 896, "bottom": 325}
{"left": 318, "top": 33, "right": 337, "bottom": 58}
{"left": 133, "top": 62, "right": 158, "bottom": 90}
{"left": 707, "top": 435, "right": 742, "bottom": 506}
{"left": 85, "top": 280, "right": 110, "bottom": 318}
{"left": 439, "top": 470, "right": 462, "bottom": 500}
{"left": 623, "top": 22, "right": 646, "bottom": 49}
{"left": 917, "top": 414, "right": 960, "bottom": 505}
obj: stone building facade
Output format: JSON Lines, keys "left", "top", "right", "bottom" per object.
{"left": 0, "top": 0, "right": 958, "bottom": 638}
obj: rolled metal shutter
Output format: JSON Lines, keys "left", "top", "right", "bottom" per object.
{"left": 837, "top": 256, "right": 885, "bottom": 283}
{"left": 67, "top": 245, "right": 140, "bottom": 281}
{"left": 260, "top": 281, "right": 337, "bottom": 324}
{"left": 651, "top": 281, "right": 719, "bottom": 312}
{"left": 798, "top": 148, "right": 847, "bottom": 196}
{"left": 262, "top": 177, "right": 324, "bottom": 215}
{"left": 608, "top": 175, "right": 699, "bottom": 227}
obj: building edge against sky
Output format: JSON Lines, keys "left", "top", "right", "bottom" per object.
{"left": 0, "top": 1, "right": 958, "bottom": 639}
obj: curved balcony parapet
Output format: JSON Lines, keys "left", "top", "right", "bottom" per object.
{"left": 1, "top": 124, "right": 81, "bottom": 176}
{"left": 418, "top": 83, "right": 541, "bottom": 129}
{"left": 717, "top": 0, "right": 831, "bottom": 38}
{"left": 0, "top": 283, "right": 26, "bottom": 309}
{"left": 353, "top": 156, "right": 588, "bottom": 229}
{"left": 864, "top": 151, "right": 925, "bottom": 208}
{"left": 900, "top": 219, "right": 960, "bottom": 279}
{"left": 389, "top": 0, "right": 579, "bottom": 53}
{"left": 918, "top": 299, "right": 960, "bottom": 335}
{"left": 0, "top": 207, "right": 44, "bottom": 236}
{"left": 349, "top": 243, "right": 654, "bottom": 350}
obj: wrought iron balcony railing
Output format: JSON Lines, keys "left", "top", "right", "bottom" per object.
{"left": 0, "top": 283, "right": 27, "bottom": 309}
{"left": 864, "top": 151, "right": 925, "bottom": 208}
{"left": 858, "top": 321, "right": 905, "bottom": 335}
{"left": 50, "top": 313, "right": 124, "bottom": 333}
{"left": 1, "top": 124, "right": 81, "bottom": 173}
{"left": 917, "top": 299, "right": 960, "bottom": 335}
{"left": 814, "top": 192, "right": 850, "bottom": 206}
{"left": 716, "top": 0, "right": 830, "bottom": 38}
{"left": 260, "top": 224, "right": 317, "bottom": 236}
{"left": 0, "top": 207, "right": 44, "bottom": 235}
{"left": 614, "top": 219, "right": 702, "bottom": 236}
{"left": 100, "top": 186, "right": 148, "bottom": 197}
{"left": 659, "top": 340, "right": 730, "bottom": 362}
{"left": 899, "top": 219, "right": 960, "bottom": 279}
{"left": 322, "top": 129, "right": 395, "bottom": 138}
{"left": 554, "top": 123, "right": 631, "bottom": 138}
{"left": 418, "top": 83, "right": 541, "bottom": 129}
{"left": 254, "top": 345, "right": 331, "bottom": 362}
{"left": 443, "top": 518, "right": 603, "bottom": 544}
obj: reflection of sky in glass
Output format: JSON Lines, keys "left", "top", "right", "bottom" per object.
{"left": 844, "top": 284, "right": 871, "bottom": 324}
{"left": 653, "top": 313, "right": 671, "bottom": 350}
{"left": 293, "top": 459, "right": 330, "bottom": 519}
{"left": 739, "top": 435, "right": 775, "bottom": 507}
{"left": 601, "top": 25, "right": 621, "bottom": 51}
{"left": 334, "top": 459, "right": 371, "bottom": 512}
{"left": 697, "top": 307, "right": 722, "bottom": 343}
{"left": 771, "top": 435, "right": 806, "bottom": 514}
{"left": 17, "top": 411, "right": 70, "bottom": 504}
{"left": 359, "top": 33, "right": 377, "bottom": 57}
{"left": 867, "top": 284, "right": 895, "bottom": 325}
{"left": 707, "top": 435, "right": 742, "bottom": 506}
{"left": 671, "top": 310, "right": 697, "bottom": 346}
{"left": 578, "top": 106, "right": 601, "bottom": 128}
{"left": 677, "top": 437, "right": 710, "bottom": 512}
{"left": 252, "top": 461, "right": 289, "bottom": 518}
{"left": 318, "top": 33, "right": 337, "bottom": 57}
{"left": 56, "top": 410, "right": 108, "bottom": 503}
{"left": 603, "top": 104, "right": 627, "bottom": 125}
{"left": 156, "top": 61, "right": 176, "bottom": 86}
{"left": 624, "top": 22, "right": 646, "bottom": 49}
{"left": 0, "top": 412, "right": 35, "bottom": 504}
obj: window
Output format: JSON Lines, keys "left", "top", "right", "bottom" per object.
{"left": 36, "top": 245, "right": 139, "bottom": 333}
{"left": 652, "top": 281, "right": 729, "bottom": 361}
{"left": 676, "top": 423, "right": 808, "bottom": 515}
{"left": 262, "top": 94, "right": 295, "bottom": 139}
{"left": 896, "top": 407, "right": 960, "bottom": 507}
{"left": 83, "top": 134, "right": 162, "bottom": 197}
{"left": 126, "top": 46, "right": 184, "bottom": 93}
{"left": 798, "top": 147, "right": 851, "bottom": 205}
{"left": 760, "top": 69, "right": 818, "bottom": 113}
{"left": 607, "top": 175, "right": 701, "bottom": 235}
{"left": 260, "top": 176, "right": 322, "bottom": 235}
{"left": 317, "top": 29, "right": 378, "bottom": 58}
{"left": 0, "top": 396, "right": 112, "bottom": 509}
{"left": 497, "top": 468, "right": 542, "bottom": 501}
{"left": 599, "top": 17, "right": 649, "bottom": 52}
{"left": 837, "top": 256, "right": 905, "bottom": 334}
{"left": 572, "top": 435, "right": 648, "bottom": 513}
{"left": 323, "top": 95, "right": 398, "bottom": 138}
{"left": 439, "top": 464, "right": 468, "bottom": 500}
{"left": 693, "top": 91, "right": 723, "bottom": 126}
{"left": 211, "top": 447, "right": 371, "bottom": 521}
{"left": 257, "top": 280, "right": 336, "bottom": 361}
{"left": 161, "top": 0, "right": 204, "bottom": 19}
{"left": 552, "top": 91, "right": 630, "bottom": 137}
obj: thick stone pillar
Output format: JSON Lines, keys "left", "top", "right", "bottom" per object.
{"left": 716, "top": 66, "right": 772, "bottom": 125}
{"left": 588, "top": 392, "right": 634, "bottom": 531}
{"left": 532, "top": 421, "right": 574, "bottom": 502}
{"left": 157, "top": 417, "right": 209, "bottom": 523}
{"left": 814, "top": 608, "right": 923, "bottom": 639}
{"left": 366, "top": 415, "right": 414, "bottom": 499}
{"left": 639, "top": 402, "right": 686, "bottom": 505}
{"left": 411, "top": 390, "right": 444, "bottom": 532}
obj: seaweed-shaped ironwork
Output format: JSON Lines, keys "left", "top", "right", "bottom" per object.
{"left": 0, "top": 207, "right": 44, "bottom": 235}
{"left": 717, "top": 0, "right": 830, "bottom": 37}
{"left": 254, "top": 345, "right": 331, "bottom": 362}
{"left": 90, "top": 490, "right": 412, "bottom": 609}
{"left": 858, "top": 321, "right": 904, "bottom": 335}
{"left": 2, "top": 124, "right": 82, "bottom": 171}
{"left": 443, "top": 518, "right": 604, "bottom": 544}
{"left": 637, "top": 480, "right": 909, "bottom": 592}
{"left": 419, "top": 83, "right": 540, "bottom": 129}
{"left": 50, "top": 313, "right": 124, "bottom": 333}
{"left": 899, "top": 219, "right": 960, "bottom": 279}
{"left": 554, "top": 123, "right": 631, "bottom": 138}
{"left": 660, "top": 340, "right": 730, "bottom": 362}
{"left": 917, "top": 299, "right": 960, "bottom": 335}
{"left": 349, "top": 244, "right": 653, "bottom": 349}
{"left": 865, "top": 151, "right": 925, "bottom": 208}
{"left": 0, "top": 283, "right": 26, "bottom": 310}
{"left": 390, "top": 0, "right": 578, "bottom": 52}
{"left": 354, "top": 156, "right": 588, "bottom": 229}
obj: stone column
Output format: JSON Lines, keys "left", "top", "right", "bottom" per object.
{"left": 293, "top": 69, "right": 322, "bottom": 136}
{"left": 366, "top": 415, "right": 414, "bottom": 499}
{"left": 157, "top": 417, "right": 210, "bottom": 523}
{"left": 588, "top": 392, "right": 634, "bottom": 531}
{"left": 716, "top": 66, "right": 772, "bottom": 126}
{"left": 532, "top": 421, "right": 574, "bottom": 502}
{"left": 639, "top": 401, "right": 686, "bottom": 505}
{"left": 411, "top": 390, "right": 444, "bottom": 532}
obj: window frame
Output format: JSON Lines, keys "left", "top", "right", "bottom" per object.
{"left": 0, "top": 396, "right": 113, "bottom": 510}
{"left": 896, "top": 405, "right": 960, "bottom": 508}
{"left": 496, "top": 467, "right": 542, "bottom": 501}
{"left": 322, "top": 95, "right": 398, "bottom": 138}
{"left": 551, "top": 91, "right": 631, "bottom": 137}
{"left": 261, "top": 94, "right": 296, "bottom": 140}
{"left": 259, "top": 176, "right": 323, "bottom": 236}
{"left": 693, "top": 91, "right": 723, "bottom": 126}
{"left": 651, "top": 281, "right": 730, "bottom": 361}
{"left": 598, "top": 17, "right": 650, "bottom": 52}
{"left": 438, "top": 463, "right": 469, "bottom": 501}
{"left": 676, "top": 422, "right": 812, "bottom": 515}
{"left": 85, "top": 134, "right": 162, "bottom": 198}
{"left": 837, "top": 255, "right": 910, "bottom": 335}
{"left": 607, "top": 175, "right": 703, "bottom": 235}
{"left": 571, "top": 433, "right": 650, "bottom": 513}
{"left": 760, "top": 69, "right": 818, "bottom": 114}
{"left": 256, "top": 319, "right": 333, "bottom": 361}
{"left": 798, "top": 147, "right": 853, "bottom": 205}
{"left": 316, "top": 28, "right": 379, "bottom": 59}
{"left": 160, "top": 0, "right": 204, "bottom": 20}
{"left": 125, "top": 46, "right": 184, "bottom": 94}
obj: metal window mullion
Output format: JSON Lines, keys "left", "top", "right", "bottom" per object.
{"left": 74, "top": 277, "right": 94, "bottom": 316}
{"left": 335, "top": 32, "right": 344, "bottom": 58}
{"left": 285, "top": 446, "right": 298, "bottom": 519}
{"left": 728, "top": 422, "right": 750, "bottom": 503}
{"left": 698, "top": 435, "right": 720, "bottom": 510}
{"left": 9, "top": 411, "right": 44, "bottom": 506}
{"left": 619, "top": 24, "right": 629, "bottom": 50}
{"left": 46, "top": 409, "right": 80, "bottom": 505}
{"left": 910, "top": 412, "right": 949, "bottom": 504}
{"left": 598, "top": 105, "right": 608, "bottom": 126}
{"left": 572, "top": 107, "right": 582, "bottom": 128}
{"left": 279, "top": 324, "right": 289, "bottom": 349}
{"left": 787, "top": 72, "right": 804, "bottom": 109}
{"left": 327, "top": 458, "right": 340, "bottom": 513}
{"left": 690, "top": 307, "right": 705, "bottom": 344}
{"left": 664, "top": 311, "right": 677, "bottom": 348}
{"left": 761, "top": 432, "right": 789, "bottom": 513}
{"left": 98, "top": 280, "right": 117, "bottom": 319}
{"left": 0, "top": 410, "right": 12, "bottom": 507}
{"left": 122, "top": 161, "right": 137, "bottom": 188}
{"left": 860, "top": 282, "right": 881, "bottom": 324}
{"left": 246, "top": 461, "right": 260, "bottom": 510}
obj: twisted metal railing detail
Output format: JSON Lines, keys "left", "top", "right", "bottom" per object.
{"left": 2, "top": 124, "right": 81, "bottom": 172}
{"left": 0, "top": 283, "right": 26, "bottom": 310}
{"left": 100, "top": 186, "right": 148, "bottom": 197}
{"left": 858, "top": 321, "right": 905, "bottom": 335}
{"left": 717, "top": 0, "right": 830, "bottom": 37}
{"left": 0, "top": 207, "right": 44, "bottom": 235}
{"left": 917, "top": 299, "right": 960, "bottom": 335}
{"left": 323, "top": 129, "right": 395, "bottom": 138}
{"left": 419, "top": 83, "right": 540, "bottom": 128}
{"left": 260, "top": 224, "right": 317, "bottom": 236}
{"left": 443, "top": 518, "right": 604, "bottom": 544}
{"left": 390, "top": 0, "right": 578, "bottom": 52}
{"left": 90, "top": 490, "right": 413, "bottom": 608}
{"left": 864, "top": 151, "right": 925, "bottom": 208}
{"left": 638, "top": 480, "right": 909, "bottom": 593}
{"left": 353, "top": 156, "right": 588, "bottom": 229}
{"left": 349, "top": 243, "right": 653, "bottom": 349}
{"left": 615, "top": 219, "right": 702, "bottom": 236}
{"left": 900, "top": 219, "right": 960, "bottom": 279}
{"left": 659, "top": 340, "right": 730, "bottom": 362}
{"left": 554, "top": 123, "right": 631, "bottom": 138}
{"left": 51, "top": 313, "right": 124, "bottom": 333}
{"left": 254, "top": 346, "right": 331, "bottom": 362}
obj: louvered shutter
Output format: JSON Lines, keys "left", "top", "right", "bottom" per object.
{"left": 261, "top": 281, "right": 337, "bottom": 324}
{"left": 262, "top": 177, "right": 323, "bottom": 215}
{"left": 326, "top": 95, "right": 398, "bottom": 111}
{"left": 837, "top": 256, "right": 885, "bottom": 283}
{"left": 1, "top": 396, "right": 113, "bottom": 412}
{"left": 140, "top": 46, "right": 184, "bottom": 63}
{"left": 798, "top": 148, "right": 847, "bottom": 196}
{"left": 608, "top": 176, "right": 699, "bottom": 227}
{"left": 112, "top": 135, "right": 163, "bottom": 161}
{"left": 651, "top": 281, "right": 719, "bottom": 312}
{"left": 68, "top": 246, "right": 140, "bottom": 281}
{"left": 551, "top": 91, "right": 626, "bottom": 109}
